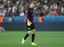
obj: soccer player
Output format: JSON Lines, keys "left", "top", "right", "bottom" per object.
{"left": 21, "top": 1, "right": 37, "bottom": 46}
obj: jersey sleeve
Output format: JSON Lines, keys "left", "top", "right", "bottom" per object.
{"left": 25, "top": 7, "right": 30, "bottom": 22}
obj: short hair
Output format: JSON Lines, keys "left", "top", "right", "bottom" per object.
{"left": 32, "top": 1, "right": 37, "bottom": 6}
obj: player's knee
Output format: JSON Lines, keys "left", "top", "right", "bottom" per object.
{"left": 28, "top": 31, "right": 31, "bottom": 34}
{"left": 31, "top": 29, "right": 35, "bottom": 34}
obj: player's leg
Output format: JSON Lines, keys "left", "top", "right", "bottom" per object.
{"left": 31, "top": 23, "right": 37, "bottom": 45}
{"left": 21, "top": 26, "right": 31, "bottom": 45}
{"left": 31, "top": 29, "right": 37, "bottom": 45}
{"left": 24, "top": 31, "right": 31, "bottom": 40}
{"left": 31, "top": 29, "right": 35, "bottom": 42}
{"left": 21, "top": 31, "right": 31, "bottom": 45}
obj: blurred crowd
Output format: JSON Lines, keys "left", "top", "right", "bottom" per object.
{"left": 0, "top": 0, "right": 64, "bottom": 17}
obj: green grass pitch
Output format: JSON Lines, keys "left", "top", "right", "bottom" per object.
{"left": 0, "top": 31, "right": 64, "bottom": 47}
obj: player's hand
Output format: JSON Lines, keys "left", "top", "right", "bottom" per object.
{"left": 27, "top": 22, "right": 32, "bottom": 26}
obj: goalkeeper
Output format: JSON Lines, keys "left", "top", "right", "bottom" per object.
{"left": 21, "top": 1, "right": 37, "bottom": 46}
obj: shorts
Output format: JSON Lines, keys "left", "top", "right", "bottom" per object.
{"left": 26, "top": 22, "right": 35, "bottom": 31}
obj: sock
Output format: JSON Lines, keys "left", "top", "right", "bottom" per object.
{"left": 24, "top": 33, "right": 30, "bottom": 40}
{"left": 32, "top": 34, "right": 35, "bottom": 42}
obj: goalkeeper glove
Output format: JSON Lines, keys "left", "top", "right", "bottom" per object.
{"left": 27, "top": 22, "right": 32, "bottom": 26}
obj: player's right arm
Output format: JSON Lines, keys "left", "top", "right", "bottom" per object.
{"left": 25, "top": 7, "right": 32, "bottom": 26}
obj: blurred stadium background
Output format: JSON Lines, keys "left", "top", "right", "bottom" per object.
{"left": 0, "top": 0, "right": 64, "bottom": 47}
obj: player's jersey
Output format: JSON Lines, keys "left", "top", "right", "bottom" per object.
{"left": 25, "top": 7, "right": 34, "bottom": 23}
